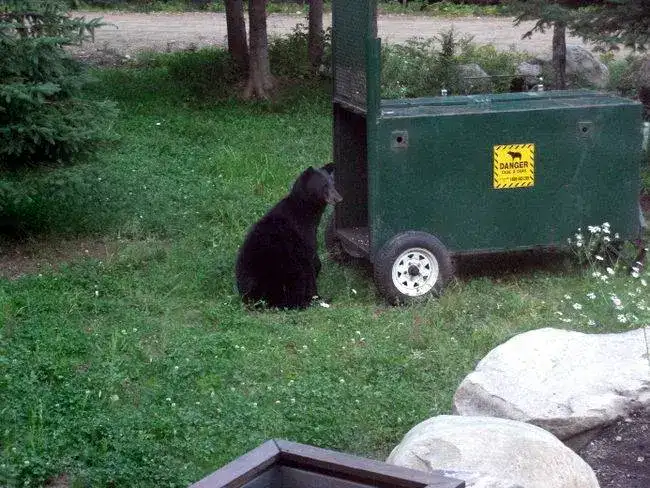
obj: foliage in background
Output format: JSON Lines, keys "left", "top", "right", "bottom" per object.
{"left": 603, "top": 53, "right": 647, "bottom": 96}
{"left": 571, "top": 0, "right": 650, "bottom": 52}
{"left": 72, "top": 0, "right": 512, "bottom": 16}
{"left": 269, "top": 24, "right": 332, "bottom": 79}
{"left": 0, "top": 0, "right": 117, "bottom": 173}
{"left": 381, "top": 29, "right": 528, "bottom": 98}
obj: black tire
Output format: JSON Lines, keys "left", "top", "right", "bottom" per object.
{"left": 374, "top": 231, "right": 453, "bottom": 305}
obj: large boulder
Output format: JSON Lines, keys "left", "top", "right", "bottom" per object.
{"left": 453, "top": 327, "right": 650, "bottom": 449}
{"left": 565, "top": 45, "right": 609, "bottom": 88}
{"left": 387, "top": 415, "right": 599, "bottom": 488}
{"left": 515, "top": 61, "right": 543, "bottom": 85}
{"left": 458, "top": 63, "right": 493, "bottom": 94}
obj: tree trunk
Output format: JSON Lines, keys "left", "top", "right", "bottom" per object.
{"left": 244, "top": 0, "right": 275, "bottom": 99}
{"left": 552, "top": 21, "right": 567, "bottom": 90}
{"left": 225, "top": 0, "right": 248, "bottom": 74}
{"left": 308, "top": 0, "right": 324, "bottom": 74}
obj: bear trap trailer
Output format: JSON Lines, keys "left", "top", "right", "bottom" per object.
{"left": 326, "top": 0, "right": 647, "bottom": 304}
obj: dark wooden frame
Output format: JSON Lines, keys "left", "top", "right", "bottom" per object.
{"left": 190, "top": 439, "right": 464, "bottom": 488}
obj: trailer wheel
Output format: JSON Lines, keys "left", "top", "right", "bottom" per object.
{"left": 374, "top": 232, "right": 453, "bottom": 305}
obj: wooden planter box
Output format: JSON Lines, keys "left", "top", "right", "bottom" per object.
{"left": 190, "top": 439, "right": 464, "bottom": 488}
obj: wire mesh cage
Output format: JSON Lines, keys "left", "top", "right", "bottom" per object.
{"left": 331, "top": 0, "right": 377, "bottom": 113}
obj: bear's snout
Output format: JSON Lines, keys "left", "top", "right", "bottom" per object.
{"left": 327, "top": 187, "right": 343, "bottom": 204}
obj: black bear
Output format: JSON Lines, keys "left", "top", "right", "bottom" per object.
{"left": 235, "top": 163, "right": 342, "bottom": 309}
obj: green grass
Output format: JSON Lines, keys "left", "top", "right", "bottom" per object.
{"left": 1, "top": 51, "right": 649, "bottom": 487}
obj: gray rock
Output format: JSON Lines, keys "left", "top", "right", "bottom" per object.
{"left": 387, "top": 415, "right": 599, "bottom": 488}
{"left": 458, "top": 63, "right": 493, "bottom": 94}
{"left": 453, "top": 327, "right": 650, "bottom": 449}
{"left": 515, "top": 61, "right": 542, "bottom": 84}
{"left": 565, "top": 45, "right": 609, "bottom": 88}
{"left": 637, "top": 56, "right": 650, "bottom": 89}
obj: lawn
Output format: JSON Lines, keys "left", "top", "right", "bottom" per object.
{"left": 1, "top": 56, "right": 648, "bottom": 487}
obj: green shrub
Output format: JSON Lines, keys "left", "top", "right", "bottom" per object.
{"left": 0, "top": 0, "right": 117, "bottom": 170}
{"left": 381, "top": 29, "right": 527, "bottom": 98}
{"left": 269, "top": 24, "right": 332, "bottom": 79}
{"left": 162, "top": 47, "right": 243, "bottom": 99}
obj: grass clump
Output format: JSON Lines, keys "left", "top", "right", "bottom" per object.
{"left": 1, "top": 46, "right": 648, "bottom": 488}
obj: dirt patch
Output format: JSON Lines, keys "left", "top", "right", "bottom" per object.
{"left": 67, "top": 11, "right": 604, "bottom": 64}
{"left": 0, "top": 236, "right": 117, "bottom": 279}
{"left": 45, "top": 474, "right": 69, "bottom": 488}
{"left": 579, "top": 409, "right": 650, "bottom": 488}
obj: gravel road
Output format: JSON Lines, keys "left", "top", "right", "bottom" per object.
{"left": 72, "top": 11, "right": 599, "bottom": 59}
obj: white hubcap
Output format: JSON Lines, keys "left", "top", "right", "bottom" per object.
{"left": 391, "top": 248, "right": 439, "bottom": 297}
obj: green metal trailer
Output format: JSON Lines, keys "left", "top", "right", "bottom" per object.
{"left": 327, "top": 0, "right": 646, "bottom": 304}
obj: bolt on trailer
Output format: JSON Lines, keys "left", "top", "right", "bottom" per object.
{"left": 326, "top": 0, "right": 647, "bottom": 304}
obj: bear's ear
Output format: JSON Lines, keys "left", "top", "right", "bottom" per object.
{"left": 321, "top": 163, "right": 335, "bottom": 174}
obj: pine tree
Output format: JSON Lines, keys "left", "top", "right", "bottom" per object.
{"left": 571, "top": 0, "right": 650, "bottom": 51}
{"left": 0, "top": 0, "right": 117, "bottom": 168}
{"left": 509, "top": 1, "right": 587, "bottom": 89}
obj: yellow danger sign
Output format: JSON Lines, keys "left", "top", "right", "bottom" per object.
{"left": 493, "top": 143, "right": 535, "bottom": 189}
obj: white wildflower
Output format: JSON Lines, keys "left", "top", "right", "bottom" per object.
{"left": 587, "top": 319, "right": 596, "bottom": 326}
{"left": 617, "top": 314, "right": 627, "bottom": 323}
{"left": 572, "top": 303, "right": 583, "bottom": 310}
{"left": 586, "top": 292, "right": 596, "bottom": 300}
{"left": 606, "top": 267, "right": 615, "bottom": 275}
{"left": 611, "top": 295, "right": 622, "bottom": 307}
{"left": 564, "top": 294, "right": 572, "bottom": 300}
{"left": 595, "top": 255, "right": 604, "bottom": 261}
